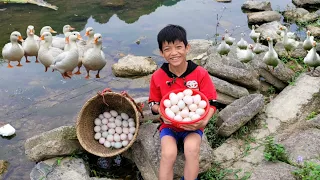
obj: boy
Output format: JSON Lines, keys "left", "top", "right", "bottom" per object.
{"left": 148, "top": 24, "right": 217, "bottom": 180}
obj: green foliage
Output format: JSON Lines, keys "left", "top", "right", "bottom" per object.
{"left": 263, "top": 136, "right": 289, "bottom": 163}
{"left": 288, "top": 69, "right": 305, "bottom": 86}
{"left": 267, "top": 86, "right": 276, "bottom": 95}
{"left": 204, "top": 115, "right": 227, "bottom": 149}
{"left": 199, "top": 164, "right": 233, "bottom": 180}
{"left": 306, "top": 111, "right": 318, "bottom": 120}
{"left": 293, "top": 161, "right": 320, "bottom": 180}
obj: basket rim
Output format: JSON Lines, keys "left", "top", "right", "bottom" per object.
{"left": 76, "top": 91, "right": 140, "bottom": 157}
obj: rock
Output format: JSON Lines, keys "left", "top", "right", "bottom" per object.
{"left": 187, "top": 39, "right": 212, "bottom": 60}
{"left": 100, "top": 0, "right": 125, "bottom": 7}
{"left": 247, "top": 11, "right": 281, "bottom": 24}
{"left": 307, "top": 25, "right": 320, "bottom": 38}
{"left": 0, "top": 160, "right": 8, "bottom": 175}
{"left": 217, "top": 94, "right": 264, "bottom": 137}
{"left": 211, "top": 76, "right": 249, "bottom": 98}
{"left": 128, "top": 123, "right": 214, "bottom": 180}
{"left": 212, "top": 138, "right": 242, "bottom": 167}
{"left": 249, "top": 161, "right": 297, "bottom": 180}
{"left": 25, "top": 126, "right": 82, "bottom": 162}
{"left": 241, "top": 1, "right": 272, "bottom": 12}
{"left": 217, "top": 91, "right": 238, "bottom": 105}
{"left": 293, "top": 0, "right": 320, "bottom": 8}
{"left": 111, "top": 55, "right": 157, "bottom": 77}
{"left": 274, "top": 41, "right": 307, "bottom": 59}
{"left": 255, "top": 21, "right": 282, "bottom": 43}
{"left": 284, "top": 8, "right": 320, "bottom": 23}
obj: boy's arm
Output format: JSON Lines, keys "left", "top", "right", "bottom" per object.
{"left": 148, "top": 74, "right": 161, "bottom": 115}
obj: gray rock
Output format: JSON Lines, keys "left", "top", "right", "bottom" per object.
{"left": 249, "top": 161, "right": 297, "bottom": 180}
{"left": 255, "top": 21, "right": 282, "bottom": 43}
{"left": 241, "top": 1, "right": 272, "bottom": 12}
{"left": 247, "top": 11, "right": 281, "bottom": 24}
{"left": 211, "top": 76, "right": 249, "bottom": 98}
{"left": 217, "top": 91, "right": 238, "bottom": 105}
{"left": 128, "top": 123, "right": 214, "bottom": 180}
{"left": 284, "top": 8, "right": 309, "bottom": 19}
{"left": 293, "top": 0, "right": 320, "bottom": 8}
{"left": 25, "top": 126, "right": 82, "bottom": 162}
{"left": 187, "top": 39, "right": 212, "bottom": 60}
{"left": 307, "top": 25, "right": 320, "bottom": 38}
{"left": 274, "top": 41, "right": 307, "bottom": 59}
{"left": 112, "top": 55, "right": 157, "bottom": 77}
{"left": 217, "top": 94, "right": 264, "bottom": 137}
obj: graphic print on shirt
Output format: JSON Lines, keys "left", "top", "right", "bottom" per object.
{"left": 185, "top": 80, "right": 198, "bottom": 89}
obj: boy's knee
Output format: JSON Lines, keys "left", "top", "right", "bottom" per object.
{"left": 184, "top": 142, "right": 200, "bottom": 158}
{"left": 161, "top": 149, "right": 177, "bottom": 163}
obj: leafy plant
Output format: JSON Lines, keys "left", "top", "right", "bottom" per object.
{"left": 263, "top": 136, "right": 289, "bottom": 163}
{"left": 306, "top": 111, "right": 318, "bottom": 120}
{"left": 267, "top": 86, "right": 276, "bottom": 95}
{"left": 199, "top": 163, "right": 233, "bottom": 180}
{"left": 204, "top": 115, "right": 227, "bottom": 149}
{"left": 293, "top": 161, "right": 320, "bottom": 180}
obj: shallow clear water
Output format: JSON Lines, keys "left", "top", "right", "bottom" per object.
{"left": 0, "top": 0, "right": 294, "bottom": 179}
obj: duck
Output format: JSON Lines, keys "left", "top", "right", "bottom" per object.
{"left": 40, "top": 26, "right": 57, "bottom": 36}
{"left": 85, "top": 27, "right": 95, "bottom": 46}
{"left": 224, "top": 29, "right": 235, "bottom": 46}
{"left": 82, "top": 33, "right": 107, "bottom": 79}
{"left": 303, "top": 30, "right": 314, "bottom": 51}
{"left": 217, "top": 36, "right": 230, "bottom": 56}
{"left": 38, "top": 32, "right": 63, "bottom": 72}
{"left": 237, "top": 33, "right": 248, "bottom": 50}
{"left": 22, "top": 25, "right": 40, "bottom": 63}
{"left": 277, "top": 25, "right": 295, "bottom": 40}
{"left": 50, "top": 32, "right": 81, "bottom": 79}
{"left": 2, "top": 31, "right": 24, "bottom": 68}
{"left": 303, "top": 41, "right": 320, "bottom": 72}
{"left": 52, "top": 25, "right": 75, "bottom": 50}
{"left": 253, "top": 35, "right": 267, "bottom": 54}
{"left": 279, "top": 26, "right": 299, "bottom": 57}
{"left": 263, "top": 37, "right": 280, "bottom": 69}
{"left": 237, "top": 44, "right": 254, "bottom": 63}
{"left": 249, "top": 25, "right": 260, "bottom": 43}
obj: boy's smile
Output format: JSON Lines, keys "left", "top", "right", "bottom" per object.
{"left": 160, "top": 40, "right": 190, "bottom": 67}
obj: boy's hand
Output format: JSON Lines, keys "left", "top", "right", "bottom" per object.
{"left": 157, "top": 106, "right": 171, "bottom": 124}
{"left": 180, "top": 120, "right": 206, "bottom": 131}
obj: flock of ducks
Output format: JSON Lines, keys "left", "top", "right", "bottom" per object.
{"left": 217, "top": 25, "right": 320, "bottom": 72}
{"left": 1, "top": 25, "right": 107, "bottom": 79}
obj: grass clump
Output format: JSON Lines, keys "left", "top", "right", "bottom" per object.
{"left": 293, "top": 161, "right": 320, "bottom": 180}
{"left": 263, "top": 136, "right": 289, "bottom": 163}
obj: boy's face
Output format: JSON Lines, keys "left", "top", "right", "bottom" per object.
{"left": 160, "top": 40, "right": 190, "bottom": 67}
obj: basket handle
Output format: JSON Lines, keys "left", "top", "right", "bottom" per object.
{"left": 120, "top": 91, "right": 144, "bottom": 119}
{"left": 97, "top": 88, "right": 113, "bottom": 106}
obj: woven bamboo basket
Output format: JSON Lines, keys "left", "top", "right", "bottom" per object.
{"left": 76, "top": 91, "right": 140, "bottom": 157}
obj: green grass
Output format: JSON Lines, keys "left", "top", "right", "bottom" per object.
{"left": 293, "top": 161, "right": 320, "bottom": 180}
{"left": 263, "top": 136, "right": 289, "bottom": 163}
{"left": 204, "top": 115, "right": 228, "bottom": 149}
{"left": 306, "top": 111, "right": 319, "bottom": 120}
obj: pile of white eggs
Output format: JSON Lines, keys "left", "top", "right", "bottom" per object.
{"left": 163, "top": 89, "right": 207, "bottom": 122}
{"left": 94, "top": 110, "right": 136, "bottom": 149}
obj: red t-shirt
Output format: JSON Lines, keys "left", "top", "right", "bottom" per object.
{"left": 149, "top": 60, "right": 217, "bottom": 132}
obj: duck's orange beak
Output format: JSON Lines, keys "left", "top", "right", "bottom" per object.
{"left": 50, "top": 28, "right": 57, "bottom": 33}
{"left": 30, "top": 29, "right": 34, "bottom": 35}
{"left": 313, "top": 42, "right": 316, "bottom": 47}
{"left": 69, "top": 26, "right": 75, "bottom": 31}
{"left": 94, "top": 37, "right": 98, "bottom": 44}
{"left": 85, "top": 31, "right": 89, "bottom": 36}
{"left": 267, "top": 37, "right": 270, "bottom": 41}
{"left": 40, "top": 35, "right": 45, "bottom": 40}
{"left": 77, "top": 35, "right": 82, "bottom": 40}
{"left": 65, "top": 37, "right": 69, "bottom": 44}
{"left": 18, "top": 36, "right": 24, "bottom": 42}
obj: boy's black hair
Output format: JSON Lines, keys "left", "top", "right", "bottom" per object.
{"left": 157, "top": 24, "right": 188, "bottom": 52}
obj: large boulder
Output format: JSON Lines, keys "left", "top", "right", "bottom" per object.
{"left": 187, "top": 39, "right": 212, "bottom": 60}
{"left": 274, "top": 41, "right": 307, "bottom": 59}
{"left": 247, "top": 11, "right": 281, "bottom": 24}
{"left": 25, "top": 126, "right": 82, "bottom": 162}
{"left": 293, "top": 0, "right": 320, "bottom": 8}
{"left": 307, "top": 25, "right": 320, "bottom": 38}
{"left": 111, "top": 55, "right": 157, "bottom": 77}
{"left": 284, "top": 8, "right": 319, "bottom": 23}
{"left": 241, "top": 1, "right": 272, "bottom": 12}
{"left": 249, "top": 162, "right": 297, "bottom": 180}
{"left": 255, "top": 21, "right": 282, "bottom": 43}
{"left": 210, "top": 76, "right": 249, "bottom": 98}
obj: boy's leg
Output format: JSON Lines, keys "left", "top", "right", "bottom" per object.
{"left": 159, "top": 129, "right": 178, "bottom": 180}
{"left": 183, "top": 132, "right": 202, "bottom": 180}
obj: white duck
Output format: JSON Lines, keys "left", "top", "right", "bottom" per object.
{"left": 50, "top": 32, "right": 81, "bottom": 79}
{"left": 224, "top": 29, "right": 235, "bottom": 46}
{"left": 237, "top": 33, "right": 248, "bottom": 50}
{"left": 2, "top": 31, "right": 24, "bottom": 68}
{"left": 40, "top": 26, "right": 57, "bottom": 36}
{"left": 38, "top": 32, "right": 63, "bottom": 72}
{"left": 253, "top": 35, "right": 267, "bottom": 54}
{"left": 249, "top": 25, "right": 260, "bottom": 43}
{"left": 279, "top": 26, "right": 299, "bottom": 57}
{"left": 85, "top": 27, "right": 95, "bottom": 46}
{"left": 263, "top": 37, "right": 280, "bottom": 69}
{"left": 22, "top": 25, "right": 40, "bottom": 63}
{"left": 237, "top": 44, "right": 254, "bottom": 63}
{"left": 52, "top": 25, "right": 75, "bottom": 50}
{"left": 217, "top": 36, "right": 230, "bottom": 56}
{"left": 82, "top": 33, "right": 107, "bottom": 79}
{"left": 303, "top": 30, "right": 314, "bottom": 51}
{"left": 277, "top": 25, "right": 295, "bottom": 40}
{"left": 303, "top": 41, "right": 320, "bottom": 72}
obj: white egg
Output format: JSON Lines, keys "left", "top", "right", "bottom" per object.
{"left": 94, "top": 132, "right": 101, "bottom": 140}
{"left": 94, "top": 126, "right": 101, "bottom": 132}
{"left": 183, "top": 117, "right": 192, "bottom": 122}
{"left": 102, "top": 131, "right": 108, "bottom": 138}
{"left": 108, "top": 128, "right": 115, "bottom": 135}
{"left": 121, "top": 113, "right": 129, "bottom": 120}
{"left": 169, "top": 92, "right": 177, "bottom": 100}
{"left": 115, "top": 127, "right": 122, "bottom": 134}
{"left": 122, "top": 120, "right": 129, "bottom": 128}
{"left": 108, "top": 117, "right": 115, "bottom": 122}
{"left": 107, "top": 134, "right": 114, "bottom": 142}
{"left": 107, "top": 122, "right": 116, "bottom": 129}
{"left": 113, "top": 133, "right": 121, "bottom": 142}
{"left": 129, "top": 121, "right": 135, "bottom": 128}
{"left": 177, "top": 92, "right": 185, "bottom": 100}
{"left": 120, "top": 133, "right": 127, "bottom": 140}
{"left": 170, "top": 105, "right": 180, "bottom": 113}
{"left": 183, "top": 95, "right": 193, "bottom": 105}
{"left": 123, "top": 127, "right": 129, "bottom": 134}
{"left": 114, "top": 142, "right": 123, "bottom": 149}
{"left": 103, "top": 112, "right": 112, "bottom": 118}
{"left": 174, "top": 115, "right": 183, "bottom": 121}
{"left": 195, "top": 108, "right": 205, "bottom": 116}
{"left": 99, "top": 138, "right": 105, "bottom": 144}
{"left": 165, "top": 107, "right": 171, "bottom": 112}
{"left": 122, "top": 140, "right": 129, "bottom": 147}
{"left": 165, "top": 109, "right": 175, "bottom": 119}
{"left": 191, "top": 114, "right": 201, "bottom": 120}
{"left": 170, "top": 95, "right": 179, "bottom": 105}
{"left": 116, "top": 115, "right": 122, "bottom": 121}
{"left": 129, "top": 127, "right": 136, "bottom": 134}
{"left": 104, "top": 141, "right": 111, "bottom": 148}
{"left": 182, "top": 107, "right": 189, "bottom": 111}
{"left": 99, "top": 114, "right": 105, "bottom": 120}
{"left": 111, "top": 142, "right": 115, "bottom": 147}
{"left": 163, "top": 99, "right": 172, "bottom": 108}
{"left": 115, "top": 119, "right": 122, "bottom": 127}
{"left": 101, "top": 118, "right": 108, "bottom": 125}
{"left": 189, "top": 112, "right": 196, "bottom": 118}
{"left": 94, "top": 118, "right": 102, "bottom": 126}
{"left": 193, "top": 94, "right": 201, "bottom": 104}
{"left": 180, "top": 109, "right": 189, "bottom": 118}
{"left": 183, "top": 89, "right": 193, "bottom": 96}
{"left": 127, "top": 118, "right": 134, "bottom": 122}
{"left": 128, "top": 133, "right": 133, "bottom": 140}
{"left": 198, "top": 100, "right": 207, "bottom": 109}
{"left": 189, "top": 104, "right": 198, "bottom": 112}
{"left": 177, "top": 100, "right": 186, "bottom": 110}
{"left": 110, "top": 110, "right": 118, "bottom": 117}
{"left": 101, "top": 125, "right": 108, "bottom": 131}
